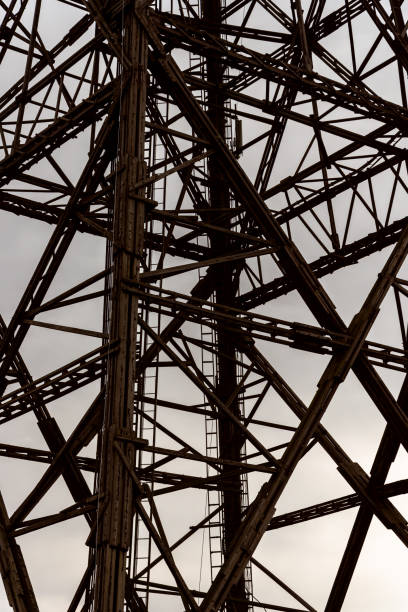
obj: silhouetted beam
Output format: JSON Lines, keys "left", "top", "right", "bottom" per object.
{"left": 0, "top": 345, "right": 111, "bottom": 423}
{"left": 325, "top": 371, "right": 408, "bottom": 611}
{"left": 268, "top": 478, "right": 408, "bottom": 529}
{"left": 12, "top": 496, "right": 99, "bottom": 537}
{"left": 0, "top": 442, "right": 96, "bottom": 472}
{"left": 0, "top": 196, "right": 210, "bottom": 260}
{"left": 9, "top": 392, "right": 103, "bottom": 529}
{"left": 312, "top": 1, "right": 368, "bottom": 40}
{"left": 129, "top": 280, "right": 408, "bottom": 372}
{"left": 0, "top": 440, "right": 235, "bottom": 493}
{"left": 239, "top": 216, "right": 408, "bottom": 309}
{"left": 0, "top": 193, "right": 63, "bottom": 224}
{"left": 265, "top": 153, "right": 405, "bottom": 219}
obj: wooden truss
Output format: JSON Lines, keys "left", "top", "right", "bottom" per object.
{"left": 0, "top": 0, "right": 408, "bottom": 610}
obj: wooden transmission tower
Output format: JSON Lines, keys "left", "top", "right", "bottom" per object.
{"left": 1, "top": 0, "right": 408, "bottom": 610}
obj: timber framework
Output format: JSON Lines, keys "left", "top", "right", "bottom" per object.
{"left": 0, "top": 0, "right": 408, "bottom": 610}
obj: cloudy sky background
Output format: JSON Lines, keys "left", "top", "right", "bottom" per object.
{"left": 1, "top": 0, "right": 408, "bottom": 610}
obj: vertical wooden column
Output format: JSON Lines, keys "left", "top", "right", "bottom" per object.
{"left": 93, "top": 7, "right": 147, "bottom": 611}
{"left": 202, "top": 0, "right": 248, "bottom": 609}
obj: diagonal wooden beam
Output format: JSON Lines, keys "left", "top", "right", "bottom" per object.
{"left": 324, "top": 372, "right": 408, "bottom": 611}
{"left": 268, "top": 478, "right": 408, "bottom": 530}
{"left": 10, "top": 392, "right": 103, "bottom": 528}
{"left": 0, "top": 491, "right": 39, "bottom": 612}
{"left": 243, "top": 342, "right": 408, "bottom": 532}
